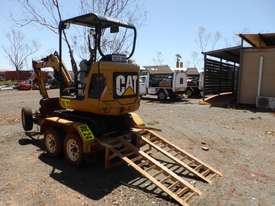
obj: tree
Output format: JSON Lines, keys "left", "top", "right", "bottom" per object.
{"left": 211, "top": 31, "right": 222, "bottom": 50}
{"left": 194, "top": 27, "right": 223, "bottom": 69}
{"left": 153, "top": 51, "right": 164, "bottom": 65}
{"left": 2, "top": 30, "right": 38, "bottom": 71}
{"left": 15, "top": 0, "right": 146, "bottom": 59}
{"left": 196, "top": 26, "right": 211, "bottom": 53}
{"left": 175, "top": 54, "right": 183, "bottom": 68}
{"left": 191, "top": 51, "right": 199, "bottom": 68}
{"left": 175, "top": 54, "right": 182, "bottom": 62}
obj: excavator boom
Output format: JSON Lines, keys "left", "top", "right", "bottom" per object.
{"left": 32, "top": 53, "right": 73, "bottom": 99}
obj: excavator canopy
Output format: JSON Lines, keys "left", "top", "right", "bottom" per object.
{"left": 59, "top": 12, "right": 137, "bottom": 60}
{"left": 60, "top": 12, "right": 135, "bottom": 29}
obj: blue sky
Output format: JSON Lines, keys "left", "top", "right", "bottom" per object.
{"left": 1, "top": 0, "right": 275, "bottom": 70}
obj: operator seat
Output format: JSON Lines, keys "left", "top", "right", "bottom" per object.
{"left": 79, "top": 59, "right": 91, "bottom": 83}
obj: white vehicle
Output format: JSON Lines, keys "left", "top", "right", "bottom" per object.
{"left": 182, "top": 72, "right": 204, "bottom": 98}
{"left": 139, "top": 70, "right": 188, "bottom": 100}
{"left": 198, "top": 72, "right": 204, "bottom": 91}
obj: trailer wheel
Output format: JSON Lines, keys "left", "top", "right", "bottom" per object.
{"left": 21, "top": 107, "right": 33, "bottom": 131}
{"left": 186, "top": 89, "right": 193, "bottom": 98}
{"left": 157, "top": 90, "right": 167, "bottom": 101}
{"left": 44, "top": 128, "right": 63, "bottom": 157}
{"left": 64, "top": 134, "right": 83, "bottom": 166}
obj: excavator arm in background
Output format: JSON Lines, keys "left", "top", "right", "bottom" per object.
{"left": 32, "top": 53, "right": 73, "bottom": 99}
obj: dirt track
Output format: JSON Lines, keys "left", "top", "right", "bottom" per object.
{"left": 0, "top": 89, "right": 275, "bottom": 206}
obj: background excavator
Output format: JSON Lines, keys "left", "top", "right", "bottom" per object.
{"left": 21, "top": 13, "right": 221, "bottom": 206}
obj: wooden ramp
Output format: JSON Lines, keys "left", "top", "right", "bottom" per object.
{"left": 97, "top": 129, "right": 222, "bottom": 206}
{"left": 135, "top": 129, "right": 223, "bottom": 184}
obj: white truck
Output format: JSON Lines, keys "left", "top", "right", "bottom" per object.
{"left": 139, "top": 70, "right": 188, "bottom": 100}
{"left": 183, "top": 72, "right": 204, "bottom": 98}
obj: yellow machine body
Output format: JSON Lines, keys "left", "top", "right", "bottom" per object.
{"left": 59, "top": 61, "right": 140, "bottom": 115}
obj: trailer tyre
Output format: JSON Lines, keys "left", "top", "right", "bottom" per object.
{"left": 44, "top": 128, "right": 63, "bottom": 157}
{"left": 186, "top": 89, "right": 193, "bottom": 98}
{"left": 21, "top": 107, "right": 33, "bottom": 131}
{"left": 64, "top": 134, "right": 83, "bottom": 166}
{"left": 157, "top": 91, "right": 167, "bottom": 101}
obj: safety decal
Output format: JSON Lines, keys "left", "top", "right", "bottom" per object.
{"left": 60, "top": 98, "right": 71, "bottom": 109}
{"left": 76, "top": 124, "right": 95, "bottom": 142}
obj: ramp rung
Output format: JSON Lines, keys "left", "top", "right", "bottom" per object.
{"left": 168, "top": 181, "right": 179, "bottom": 190}
{"left": 180, "top": 156, "right": 188, "bottom": 161}
{"left": 160, "top": 175, "right": 170, "bottom": 183}
{"left": 97, "top": 136, "right": 201, "bottom": 206}
{"left": 138, "top": 129, "right": 223, "bottom": 182}
{"left": 183, "top": 192, "right": 196, "bottom": 202}
{"left": 177, "top": 187, "right": 189, "bottom": 197}
{"left": 166, "top": 148, "right": 175, "bottom": 153}
{"left": 140, "top": 136, "right": 213, "bottom": 183}
{"left": 202, "top": 169, "right": 211, "bottom": 176}
{"left": 194, "top": 164, "right": 203, "bottom": 171}
{"left": 152, "top": 170, "right": 163, "bottom": 178}
{"left": 208, "top": 173, "right": 217, "bottom": 180}
{"left": 145, "top": 164, "right": 156, "bottom": 171}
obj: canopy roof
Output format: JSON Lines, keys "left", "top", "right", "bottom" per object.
{"left": 61, "top": 12, "right": 135, "bottom": 29}
{"left": 238, "top": 33, "right": 275, "bottom": 47}
{"left": 203, "top": 46, "right": 242, "bottom": 63}
{"left": 143, "top": 65, "right": 172, "bottom": 73}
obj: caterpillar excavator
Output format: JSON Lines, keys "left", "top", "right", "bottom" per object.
{"left": 21, "top": 13, "right": 222, "bottom": 206}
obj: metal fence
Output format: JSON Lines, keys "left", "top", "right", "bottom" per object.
{"left": 203, "top": 58, "right": 239, "bottom": 96}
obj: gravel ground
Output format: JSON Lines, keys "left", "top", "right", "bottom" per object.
{"left": 0, "top": 89, "right": 274, "bottom": 206}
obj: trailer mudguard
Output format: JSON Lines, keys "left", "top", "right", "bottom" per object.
{"left": 42, "top": 117, "right": 95, "bottom": 153}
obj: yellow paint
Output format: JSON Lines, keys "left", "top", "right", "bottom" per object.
{"left": 129, "top": 112, "right": 145, "bottom": 128}
{"left": 60, "top": 98, "right": 71, "bottom": 109}
{"left": 59, "top": 62, "right": 140, "bottom": 115}
{"left": 123, "top": 87, "right": 134, "bottom": 96}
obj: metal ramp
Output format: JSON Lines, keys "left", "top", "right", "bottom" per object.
{"left": 97, "top": 129, "right": 222, "bottom": 206}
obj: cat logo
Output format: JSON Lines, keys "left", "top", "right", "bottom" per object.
{"left": 114, "top": 72, "right": 138, "bottom": 98}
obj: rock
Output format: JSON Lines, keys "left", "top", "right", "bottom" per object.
{"left": 112, "top": 200, "right": 119, "bottom": 206}
{"left": 201, "top": 146, "right": 209, "bottom": 151}
{"left": 190, "top": 180, "right": 196, "bottom": 186}
{"left": 265, "top": 131, "right": 274, "bottom": 136}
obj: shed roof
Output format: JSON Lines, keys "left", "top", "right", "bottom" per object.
{"left": 203, "top": 46, "right": 242, "bottom": 63}
{"left": 238, "top": 33, "right": 275, "bottom": 47}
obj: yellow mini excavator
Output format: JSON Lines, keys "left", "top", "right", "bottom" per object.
{"left": 21, "top": 13, "right": 222, "bottom": 206}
